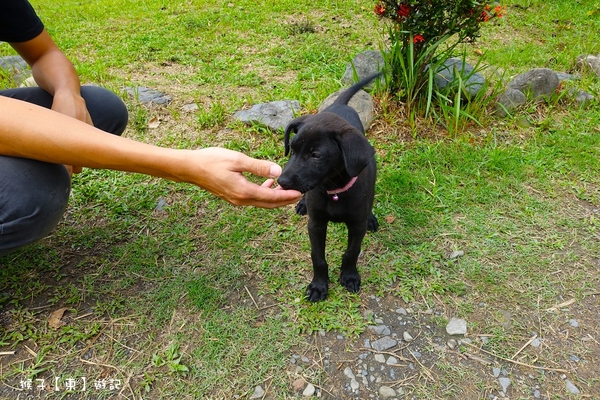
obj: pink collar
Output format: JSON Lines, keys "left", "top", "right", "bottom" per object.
{"left": 326, "top": 176, "right": 358, "bottom": 201}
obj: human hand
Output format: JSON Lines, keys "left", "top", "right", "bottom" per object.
{"left": 184, "top": 147, "right": 302, "bottom": 208}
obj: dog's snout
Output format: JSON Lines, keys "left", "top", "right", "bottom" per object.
{"left": 276, "top": 173, "right": 293, "bottom": 190}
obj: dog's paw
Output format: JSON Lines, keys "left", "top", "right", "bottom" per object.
{"left": 306, "top": 280, "right": 328, "bottom": 302}
{"left": 340, "top": 270, "right": 361, "bottom": 293}
{"left": 295, "top": 198, "right": 307, "bottom": 215}
{"left": 367, "top": 213, "right": 379, "bottom": 232}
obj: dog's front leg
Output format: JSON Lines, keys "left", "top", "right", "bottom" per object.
{"left": 307, "top": 218, "right": 329, "bottom": 302}
{"left": 340, "top": 224, "right": 367, "bottom": 293}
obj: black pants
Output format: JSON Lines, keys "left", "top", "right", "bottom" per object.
{"left": 0, "top": 86, "right": 128, "bottom": 255}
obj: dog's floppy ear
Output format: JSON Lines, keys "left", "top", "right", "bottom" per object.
{"left": 335, "top": 128, "right": 375, "bottom": 176}
{"left": 283, "top": 115, "right": 309, "bottom": 156}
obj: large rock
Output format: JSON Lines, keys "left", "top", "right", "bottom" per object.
{"left": 124, "top": 86, "right": 172, "bottom": 106}
{"left": 0, "top": 55, "right": 28, "bottom": 71}
{"left": 0, "top": 55, "right": 32, "bottom": 86}
{"left": 342, "top": 50, "right": 385, "bottom": 88}
{"left": 232, "top": 100, "right": 301, "bottom": 131}
{"left": 432, "top": 58, "right": 485, "bottom": 99}
{"left": 318, "top": 88, "right": 376, "bottom": 132}
{"left": 575, "top": 54, "right": 600, "bottom": 77}
{"left": 506, "top": 68, "right": 559, "bottom": 100}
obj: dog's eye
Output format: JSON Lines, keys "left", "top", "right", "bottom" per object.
{"left": 311, "top": 152, "right": 321, "bottom": 159}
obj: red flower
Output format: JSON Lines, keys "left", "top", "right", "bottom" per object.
{"left": 374, "top": 3, "right": 385, "bottom": 16}
{"left": 480, "top": 11, "right": 490, "bottom": 22}
{"left": 494, "top": 5, "right": 504, "bottom": 17}
{"left": 397, "top": 3, "right": 410, "bottom": 19}
{"left": 413, "top": 34, "right": 424, "bottom": 44}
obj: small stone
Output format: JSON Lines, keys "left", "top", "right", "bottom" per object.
{"left": 155, "top": 197, "right": 167, "bottom": 211}
{"left": 344, "top": 367, "right": 355, "bottom": 379}
{"left": 301, "top": 356, "right": 310, "bottom": 363}
{"left": 530, "top": 338, "right": 541, "bottom": 348}
{"left": 292, "top": 379, "right": 305, "bottom": 392}
{"left": 374, "top": 318, "right": 384, "bottom": 324}
{"left": 302, "top": 383, "right": 316, "bottom": 397}
{"left": 493, "top": 367, "right": 501, "bottom": 378}
{"left": 495, "top": 88, "right": 527, "bottom": 117}
{"left": 371, "top": 336, "right": 398, "bottom": 351}
{"left": 386, "top": 356, "right": 398, "bottom": 365}
{"left": 378, "top": 385, "right": 396, "bottom": 399}
{"left": 249, "top": 386, "right": 265, "bottom": 399}
{"left": 569, "top": 319, "right": 579, "bottom": 328}
{"left": 515, "top": 116, "right": 534, "bottom": 128}
{"left": 368, "top": 325, "right": 391, "bottom": 335}
{"left": 574, "top": 89, "right": 594, "bottom": 106}
{"left": 181, "top": 103, "right": 199, "bottom": 112}
{"left": 447, "top": 339, "right": 457, "bottom": 349}
{"left": 374, "top": 354, "right": 386, "bottom": 363}
{"left": 556, "top": 72, "right": 579, "bottom": 81}
{"left": 403, "top": 331, "right": 413, "bottom": 341}
{"left": 569, "top": 355, "right": 581, "bottom": 362}
{"left": 533, "top": 389, "right": 541, "bottom": 398}
{"left": 318, "top": 329, "right": 326, "bottom": 337}
{"left": 449, "top": 250, "right": 464, "bottom": 259}
{"left": 446, "top": 318, "right": 468, "bottom": 335}
{"left": 363, "top": 339, "right": 371, "bottom": 348}
{"left": 396, "top": 307, "right": 407, "bottom": 315}
{"left": 499, "top": 377, "right": 511, "bottom": 392}
{"left": 565, "top": 380, "right": 580, "bottom": 394}
{"left": 350, "top": 378, "right": 359, "bottom": 390}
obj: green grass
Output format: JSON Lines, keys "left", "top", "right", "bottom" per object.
{"left": 1, "top": 0, "right": 600, "bottom": 398}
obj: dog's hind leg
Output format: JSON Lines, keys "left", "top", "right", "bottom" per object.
{"left": 339, "top": 223, "right": 367, "bottom": 293}
{"left": 306, "top": 218, "right": 329, "bottom": 302}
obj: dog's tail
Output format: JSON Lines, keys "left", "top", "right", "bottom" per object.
{"left": 333, "top": 72, "right": 382, "bottom": 106}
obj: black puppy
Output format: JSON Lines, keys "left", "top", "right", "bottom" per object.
{"left": 278, "top": 73, "right": 380, "bottom": 302}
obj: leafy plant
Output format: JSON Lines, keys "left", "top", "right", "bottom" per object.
{"left": 152, "top": 343, "right": 189, "bottom": 375}
{"left": 374, "top": 0, "right": 505, "bottom": 118}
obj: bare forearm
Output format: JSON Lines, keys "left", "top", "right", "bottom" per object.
{"left": 0, "top": 96, "right": 184, "bottom": 181}
{"left": 30, "top": 49, "right": 81, "bottom": 97}
{"left": 12, "top": 30, "right": 81, "bottom": 99}
{"left": 0, "top": 96, "right": 302, "bottom": 209}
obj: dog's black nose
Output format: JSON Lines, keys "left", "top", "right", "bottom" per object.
{"left": 277, "top": 175, "right": 293, "bottom": 190}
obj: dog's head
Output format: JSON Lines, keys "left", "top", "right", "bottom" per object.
{"left": 278, "top": 112, "right": 375, "bottom": 193}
